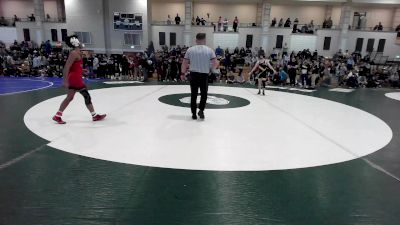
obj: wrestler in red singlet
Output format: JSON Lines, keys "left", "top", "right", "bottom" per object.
{"left": 52, "top": 35, "right": 106, "bottom": 124}
{"left": 68, "top": 58, "right": 85, "bottom": 90}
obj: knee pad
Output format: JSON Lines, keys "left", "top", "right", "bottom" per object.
{"left": 262, "top": 80, "right": 266, "bottom": 88}
{"left": 79, "top": 89, "right": 92, "bottom": 105}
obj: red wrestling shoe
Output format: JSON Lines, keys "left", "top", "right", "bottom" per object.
{"left": 92, "top": 114, "right": 106, "bottom": 121}
{"left": 52, "top": 116, "right": 66, "bottom": 124}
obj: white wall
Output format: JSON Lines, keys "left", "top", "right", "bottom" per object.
{"left": 268, "top": 28, "right": 293, "bottom": 53}
{"left": 65, "top": 0, "right": 106, "bottom": 52}
{"left": 347, "top": 30, "right": 400, "bottom": 58}
{"left": 44, "top": 0, "right": 58, "bottom": 19}
{"left": 350, "top": 6, "right": 395, "bottom": 28}
{"left": 331, "top": 6, "right": 342, "bottom": 25}
{"left": 192, "top": 26, "right": 214, "bottom": 48}
{"left": 0, "top": 0, "right": 58, "bottom": 19}
{"left": 193, "top": 3, "right": 258, "bottom": 24}
{"left": 106, "top": 0, "right": 149, "bottom": 53}
{"left": 151, "top": 25, "right": 184, "bottom": 50}
{"left": 271, "top": 4, "right": 328, "bottom": 26}
{"left": 238, "top": 27, "right": 261, "bottom": 49}
{"left": 315, "top": 29, "right": 341, "bottom": 57}
{"left": 15, "top": 21, "right": 67, "bottom": 44}
{"left": 151, "top": 2, "right": 185, "bottom": 22}
{"left": 0, "top": 27, "right": 18, "bottom": 45}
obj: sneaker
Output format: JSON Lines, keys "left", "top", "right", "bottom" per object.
{"left": 93, "top": 114, "right": 106, "bottom": 121}
{"left": 192, "top": 114, "right": 197, "bottom": 120}
{"left": 52, "top": 116, "right": 66, "bottom": 124}
{"left": 198, "top": 110, "right": 205, "bottom": 119}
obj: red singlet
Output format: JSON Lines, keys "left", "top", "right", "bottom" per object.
{"left": 68, "top": 59, "right": 85, "bottom": 90}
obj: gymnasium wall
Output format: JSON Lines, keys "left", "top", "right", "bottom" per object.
{"left": 105, "top": 0, "right": 149, "bottom": 53}
{"left": 0, "top": 0, "right": 58, "bottom": 19}
{"left": 15, "top": 21, "right": 66, "bottom": 44}
{"left": 0, "top": 27, "right": 18, "bottom": 46}
{"left": 347, "top": 30, "right": 400, "bottom": 57}
{"left": 151, "top": 2, "right": 185, "bottom": 23}
{"left": 191, "top": 26, "right": 214, "bottom": 48}
{"left": 192, "top": 3, "right": 258, "bottom": 24}
{"left": 151, "top": 25, "right": 184, "bottom": 50}
{"left": 350, "top": 6, "right": 396, "bottom": 28}
{"left": 271, "top": 5, "right": 329, "bottom": 26}
{"left": 65, "top": 0, "right": 106, "bottom": 52}
{"left": 315, "top": 29, "right": 341, "bottom": 57}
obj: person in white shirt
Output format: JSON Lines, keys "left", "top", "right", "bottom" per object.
{"left": 181, "top": 33, "right": 219, "bottom": 120}
{"left": 223, "top": 18, "right": 228, "bottom": 32}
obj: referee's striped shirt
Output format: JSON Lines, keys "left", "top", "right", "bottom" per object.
{"left": 184, "top": 45, "right": 216, "bottom": 74}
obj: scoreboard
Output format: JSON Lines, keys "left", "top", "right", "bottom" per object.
{"left": 113, "top": 12, "right": 143, "bottom": 31}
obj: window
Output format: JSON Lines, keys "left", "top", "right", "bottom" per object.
{"left": 170, "top": 32, "right": 176, "bottom": 46}
{"left": 74, "top": 32, "right": 92, "bottom": 44}
{"left": 276, "top": 35, "right": 283, "bottom": 49}
{"left": 124, "top": 33, "right": 141, "bottom": 46}
{"left": 366, "top": 38, "right": 375, "bottom": 53}
{"left": 377, "top": 39, "right": 386, "bottom": 53}
{"left": 246, "top": 35, "right": 253, "bottom": 48}
{"left": 355, "top": 38, "right": 363, "bottom": 52}
{"left": 51, "top": 29, "right": 58, "bottom": 42}
{"left": 323, "top": 37, "right": 331, "bottom": 50}
{"left": 61, "top": 29, "right": 68, "bottom": 42}
{"left": 159, "top": 32, "right": 165, "bottom": 46}
{"left": 23, "top": 29, "right": 30, "bottom": 41}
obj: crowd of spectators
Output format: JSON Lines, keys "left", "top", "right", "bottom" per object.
{"left": 1, "top": 40, "right": 399, "bottom": 89}
{"left": 0, "top": 40, "right": 154, "bottom": 81}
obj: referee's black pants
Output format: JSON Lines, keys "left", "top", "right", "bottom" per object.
{"left": 190, "top": 72, "right": 208, "bottom": 115}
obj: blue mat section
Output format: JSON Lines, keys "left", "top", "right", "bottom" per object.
{"left": 0, "top": 77, "right": 107, "bottom": 95}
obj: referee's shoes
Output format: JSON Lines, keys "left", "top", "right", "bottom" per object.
{"left": 192, "top": 110, "right": 205, "bottom": 120}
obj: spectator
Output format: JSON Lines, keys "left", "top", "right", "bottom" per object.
{"left": 284, "top": 18, "right": 291, "bottom": 27}
{"left": 167, "top": 15, "right": 172, "bottom": 25}
{"left": 271, "top": 18, "right": 277, "bottom": 27}
{"left": 374, "top": 22, "right": 383, "bottom": 31}
{"left": 0, "top": 17, "right": 7, "bottom": 26}
{"left": 396, "top": 24, "right": 400, "bottom": 32}
{"left": 223, "top": 18, "right": 228, "bottom": 32}
{"left": 326, "top": 17, "right": 333, "bottom": 28}
{"left": 175, "top": 13, "right": 181, "bottom": 25}
{"left": 258, "top": 47, "right": 265, "bottom": 58}
{"left": 233, "top": 16, "right": 239, "bottom": 32}
{"left": 28, "top": 14, "right": 35, "bottom": 22}
{"left": 13, "top": 15, "right": 19, "bottom": 26}
{"left": 215, "top": 46, "right": 223, "bottom": 57}
{"left": 93, "top": 55, "right": 99, "bottom": 78}
{"left": 200, "top": 18, "right": 206, "bottom": 26}
{"left": 278, "top": 18, "right": 283, "bottom": 27}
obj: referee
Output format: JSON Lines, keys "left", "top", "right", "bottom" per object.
{"left": 181, "top": 33, "right": 218, "bottom": 120}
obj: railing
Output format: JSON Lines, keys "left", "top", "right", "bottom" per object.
{"left": 349, "top": 26, "right": 395, "bottom": 32}
{"left": 151, "top": 21, "right": 184, "bottom": 26}
{"left": 152, "top": 21, "right": 261, "bottom": 28}
{"left": 0, "top": 17, "right": 66, "bottom": 27}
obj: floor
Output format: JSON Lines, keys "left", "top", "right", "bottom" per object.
{"left": 0, "top": 77, "right": 400, "bottom": 225}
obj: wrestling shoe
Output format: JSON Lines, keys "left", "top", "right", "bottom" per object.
{"left": 52, "top": 116, "right": 66, "bottom": 124}
{"left": 93, "top": 114, "right": 107, "bottom": 121}
{"left": 192, "top": 114, "right": 197, "bottom": 120}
